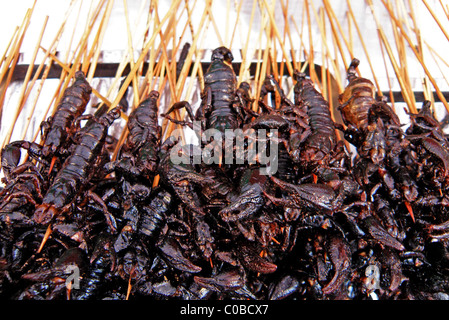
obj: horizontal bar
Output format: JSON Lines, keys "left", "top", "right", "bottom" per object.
{"left": 7, "top": 62, "right": 449, "bottom": 103}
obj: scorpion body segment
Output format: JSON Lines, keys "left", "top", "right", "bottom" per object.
{"left": 294, "top": 72, "right": 337, "bottom": 162}
{"left": 33, "top": 107, "right": 121, "bottom": 225}
{"left": 110, "top": 91, "right": 161, "bottom": 181}
{"left": 41, "top": 71, "right": 92, "bottom": 158}
{"left": 338, "top": 58, "right": 376, "bottom": 131}
{"left": 202, "top": 46, "right": 239, "bottom": 133}
{"left": 139, "top": 189, "right": 172, "bottom": 239}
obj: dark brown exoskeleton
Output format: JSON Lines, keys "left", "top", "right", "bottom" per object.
{"left": 19, "top": 247, "right": 87, "bottom": 300}
{"left": 162, "top": 46, "right": 239, "bottom": 134}
{"left": 198, "top": 46, "right": 239, "bottom": 133}
{"left": 107, "top": 91, "right": 161, "bottom": 182}
{"left": 294, "top": 71, "right": 337, "bottom": 164}
{"left": 2, "top": 72, "right": 92, "bottom": 175}
{"left": 157, "top": 137, "right": 214, "bottom": 216}
{"left": 32, "top": 106, "right": 122, "bottom": 226}
{"left": 74, "top": 234, "right": 116, "bottom": 300}
{"left": 339, "top": 59, "right": 386, "bottom": 164}
{"left": 321, "top": 234, "right": 352, "bottom": 296}
{"left": 265, "top": 176, "right": 343, "bottom": 214}
{"left": 41, "top": 71, "right": 92, "bottom": 156}
{"left": 113, "top": 188, "right": 172, "bottom": 253}
{"left": 0, "top": 142, "right": 46, "bottom": 219}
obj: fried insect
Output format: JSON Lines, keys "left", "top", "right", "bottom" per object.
{"left": 33, "top": 107, "right": 121, "bottom": 225}
{"left": 294, "top": 71, "right": 337, "bottom": 163}
{"left": 40, "top": 71, "right": 92, "bottom": 159}
{"left": 162, "top": 46, "right": 240, "bottom": 134}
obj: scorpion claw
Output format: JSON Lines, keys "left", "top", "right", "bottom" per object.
{"left": 33, "top": 204, "right": 58, "bottom": 225}
{"left": 194, "top": 269, "right": 245, "bottom": 292}
{"left": 237, "top": 243, "right": 277, "bottom": 274}
{"left": 159, "top": 237, "right": 202, "bottom": 273}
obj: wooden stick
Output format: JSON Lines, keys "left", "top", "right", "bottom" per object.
{"left": 320, "top": 7, "right": 327, "bottom": 98}
{"left": 0, "top": 8, "right": 33, "bottom": 99}
{"left": 261, "top": 0, "right": 293, "bottom": 76}
{"left": 0, "top": 9, "right": 34, "bottom": 147}
{"left": 80, "top": 0, "right": 107, "bottom": 74}
{"left": 39, "top": 46, "right": 111, "bottom": 107}
{"left": 280, "top": 0, "right": 298, "bottom": 71}
{"left": 422, "top": 0, "right": 449, "bottom": 43}
{"left": 0, "top": 26, "right": 19, "bottom": 69}
{"left": 228, "top": 0, "right": 243, "bottom": 50}
{"left": 238, "top": 0, "right": 257, "bottom": 83}
{"left": 123, "top": 0, "right": 141, "bottom": 108}
{"left": 380, "top": 0, "right": 449, "bottom": 114}
{"left": 304, "top": 0, "right": 318, "bottom": 84}
{"left": 58, "top": 0, "right": 107, "bottom": 104}
{"left": 390, "top": 0, "right": 415, "bottom": 105}
{"left": 346, "top": 0, "right": 382, "bottom": 95}
{"left": 6, "top": 16, "right": 48, "bottom": 146}
{"left": 86, "top": 0, "right": 114, "bottom": 83}
{"left": 21, "top": 55, "right": 54, "bottom": 142}
{"left": 206, "top": 3, "right": 224, "bottom": 46}
{"left": 366, "top": 0, "right": 416, "bottom": 112}
{"left": 408, "top": 0, "right": 432, "bottom": 103}
{"left": 253, "top": 1, "right": 270, "bottom": 104}
{"left": 322, "top": 0, "right": 352, "bottom": 71}
{"left": 377, "top": 29, "right": 396, "bottom": 109}
{"left": 309, "top": 0, "right": 342, "bottom": 92}
{"left": 107, "top": 0, "right": 182, "bottom": 112}
{"left": 426, "top": 41, "right": 449, "bottom": 93}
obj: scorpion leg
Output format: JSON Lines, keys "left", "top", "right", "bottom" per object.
{"left": 267, "top": 74, "right": 295, "bottom": 108}
{"left": 5, "top": 173, "right": 45, "bottom": 199}
{"left": 270, "top": 176, "right": 338, "bottom": 213}
{"left": 263, "top": 191, "right": 298, "bottom": 209}
{"left": 321, "top": 234, "right": 351, "bottom": 296}
{"left": 161, "top": 101, "right": 196, "bottom": 130}
{"left": 1, "top": 192, "right": 38, "bottom": 209}
{"left": 86, "top": 190, "right": 117, "bottom": 233}
{"left": 237, "top": 242, "right": 277, "bottom": 274}
{"left": 159, "top": 237, "right": 202, "bottom": 273}
{"left": 194, "top": 269, "right": 245, "bottom": 292}
{"left": 220, "top": 186, "right": 265, "bottom": 222}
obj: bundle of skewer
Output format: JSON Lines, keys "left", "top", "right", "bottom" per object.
{"left": 1, "top": 0, "right": 449, "bottom": 300}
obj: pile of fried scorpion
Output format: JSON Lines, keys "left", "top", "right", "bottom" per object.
{"left": 1, "top": 46, "right": 449, "bottom": 300}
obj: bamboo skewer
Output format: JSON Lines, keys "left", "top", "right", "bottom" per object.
{"left": 123, "top": 0, "right": 141, "bottom": 108}
{"left": 39, "top": 47, "right": 111, "bottom": 107}
{"left": 347, "top": 0, "right": 382, "bottom": 96}
{"left": 0, "top": 26, "right": 19, "bottom": 71}
{"left": 5, "top": 16, "right": 49, "bottom": 147}
{"left": 0, "top": 9, "right": 33, "bottom": 112}
{"left": 2, "top": 0, "right": 449, "bottom": 161}
{"left": 422, "top": 0, "right": 449, "bottom": 44}
{"left": 86, "top": 0, "right": 115, "bottom": 83}
{"left": 380, "top": 0, "right": 449, "bottom": 114}
{"left": 261, "top": 0, "right": 293, "bottom": 76}
{"left": 0, "top": 8, "right": 34, "bottom": 147}
{"left": 367, "top": 0, "right": 417, "bottom": 112}
{"left": 21, "top": 55, "right": 54, "bottom": 142}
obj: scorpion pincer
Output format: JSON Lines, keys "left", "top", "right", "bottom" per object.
{"left": 33, "top": 106, "right": 122, "bottom": 225}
